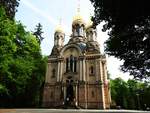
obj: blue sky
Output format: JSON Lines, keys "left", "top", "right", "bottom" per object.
{"left": 16, "top": 0, "right": 132, "bottom": 80}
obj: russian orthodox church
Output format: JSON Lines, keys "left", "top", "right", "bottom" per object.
{"left": 42, "top": 12, "right": 111, "bottom": 109}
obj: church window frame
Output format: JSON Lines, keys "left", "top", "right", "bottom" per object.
{"left": 74, "top": 57, "right": 77, "bottom": 72}
{"left": 76, "top": 24, "right": 80, "bottom": 36}
{"left": 66, "top": 58, "right": 69, "bottom": 72}
{"left": 89, "top": 65, "right": 95, "bottom": 76}
{"left": 65, "top": 55, "right": 77, "bottom": 73}
{"left": 79, "top": 25, "right": 84, "bottom": 36}
{"left": 51, "top": 68, "right": 56, "bottom": 78}
{"left": 70, "top": 55, "right": 74, "bottom": 72}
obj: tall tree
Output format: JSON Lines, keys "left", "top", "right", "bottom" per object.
{"left": 90, "top": 0, "right": 150, "bottom": 80}
{"left": 0, "top": 8, "right": 47, "bottom": 107}
{"left": 110, "top": 77, "right": 150, "bottom": 110}
{"left": 33, "top": 23, "right": 44, "bottom": 45}
{"left": 110, "top": 78, "right": 128, "bottom": 109}
{"left": 0, "top": 0, "right": 20, "bottom": 19}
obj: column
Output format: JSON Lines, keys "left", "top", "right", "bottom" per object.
{"left": 72, "top": 57, "right": 74, "bottom": 72}
{"left": 86, "top": 61, "right": 89, "bottom": 82}
{"left": 83, "top": 59, "right": 86, "bottom": 81}
{"left": 59, "top": 61, "right": 63, "bottom": 81}
{"left": 95, "top": 60, "right": 99, "bottom": 81}
{"left": 79, "top": 60, "right": 82, "bottom": 81}
{"left": 104, "top": 61, "right": 111, "bottom": 108}
{"left": 99, "top": 60, "right": 103, "bottom": 81}
{"left": 64, "top": 85, "right": 66, "bottom": 104}
{"left": 100, "top": 60, "right": 106, "bottom": 109}
{"left": 57, "top": 62, "right": 60, "bottom": 82}
{"left": 68, "top": 58, "right": 70, "bottom": 71}
{"left": 75, "top": 83, "right": 78, "bottom": 106}
{"left": 104, "top": 62, "right": 107, "bottom": 81}
{"left": 62, "top": 85, "right": 64, "bottom": 105}
{"left": 85, "top": 83, "right": 87, "bottom": 108}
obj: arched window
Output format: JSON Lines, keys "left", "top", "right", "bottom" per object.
{"left": 70, "top": 55, "right": 73, "bottom": 72}
{"left": 91, "top": 66, "right": 94, "bottom": 74}
{"left": 74, "top": 57, "right": 77, "bottom": 72}
{"left": 76, "top": 25, "right": 80, "bottom": 36}
{"left": 51, "top": 69, "right": 55, "bottom": 78}
{"left": 79, "top": 26, "right": 84, "bottom": 36}
{"left": 74, "top": 29, "right": 78, "bottom": 37}
{"left": 89, "top": 66, "right": 94, "bottom": 76}
{"left": 66, "top": 55, "right": 77, "bottom": 73}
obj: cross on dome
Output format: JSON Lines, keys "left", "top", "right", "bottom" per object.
{"left": 55, "top": 17, "right": 64, "bottom": 33}
{"left": 72, "top": 0, "right": 85, "bottom": 26}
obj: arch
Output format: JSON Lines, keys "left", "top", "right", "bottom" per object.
{"left": 89, "top": 66, "right": 95, "bottom": 76}
{"left": 60, "top": 44, "right": 83, "bottom": 56}
{"left": 90, "top": 66, "right": 94, "bottom": 74}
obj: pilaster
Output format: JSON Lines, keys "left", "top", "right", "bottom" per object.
{"left": 79, "top": 59, "right": 83, "bottom": 81}
{"left": 59, "top": 61, "right": 63, "bottom": 81}
{"left": 83, "top": 58, "right": 86, "bottom": 81}
{"left": 57, "top": 62, "right": 60, "bottom": 82}
{"left": 100, "top": 60, "right": 106, "bottom": 109}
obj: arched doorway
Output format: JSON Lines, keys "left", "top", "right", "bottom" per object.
{"left": 65, "top": 80, "right": 74, "bottom": 105}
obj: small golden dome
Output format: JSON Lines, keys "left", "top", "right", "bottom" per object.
{"left": 55, "top": 24, "right": 64, "bottom": 33}
{"left": 73, "top": 13, "right": 83, "bottom": 21}
{"left": 86, "top": 18, "right": 93, "bottom": 29}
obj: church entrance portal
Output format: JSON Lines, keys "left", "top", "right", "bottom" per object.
{"left": 65, "top": 80, "right": 74, "bottom": 106}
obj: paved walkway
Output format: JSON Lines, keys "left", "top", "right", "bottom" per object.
{"left": 0, "top": 109, "right": 149, "bottom": 113}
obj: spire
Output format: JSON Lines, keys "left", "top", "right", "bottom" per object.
{"left": 77, "top": 0, "right": 80, "bottom": 14}
{"left": 54, "top": 17, "right": 65, "bottom": 47}
{"left": 55, "top": 17, "right": 64, "bottom": 33}
{"left": 59, "top": 17, "right": 62, "bottom": 26}
{"left": 73, "top": 0, "right": 81, "bottom": 21}
{"left": 73, "top": 0, "right": 84, "bottom": 24}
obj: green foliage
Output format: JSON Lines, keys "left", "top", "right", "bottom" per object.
{"left": 110, "top": 78, "right": 128, "bottom": 109}
{"left": 0, "top": 7, "right": 47, "bottom": 107}
{"left": 0, "top": 0, "right": 20, "bottom": 19}
{"left": 110, "top": 78, "right": 150, "bottom": 110}
{"left": 90, "top": 0, "right": 150, "bottom": 80}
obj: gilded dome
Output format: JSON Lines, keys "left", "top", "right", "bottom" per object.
{"left": 86, "top": 18, "right": 93, "bottom": 29}
{"left": 55, "top": 24, "right": 64, "bottom": 33}
{"left": 72, "top": 13, "right": 85, "bottom": 26}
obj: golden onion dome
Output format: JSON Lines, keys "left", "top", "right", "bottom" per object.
{"left": 72, "top": 13, "right": 85, "bottom": 26}
{"left": 55, "top": 24, "right": 64, "bottom": 33}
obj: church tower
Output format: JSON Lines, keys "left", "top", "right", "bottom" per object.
{"left": 42, "top": 11, "right": 111, "bottom": 109}
{"left": 51, "top": 24, "right": 65, "bottom": 56}
{"left": 69, "top": 11, "right": 86, "bottom": 43}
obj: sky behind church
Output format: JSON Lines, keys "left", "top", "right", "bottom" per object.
{"left": 16, "top": 0, "right": 132, "bottom": 80}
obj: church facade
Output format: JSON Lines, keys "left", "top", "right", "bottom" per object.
{"left": 42, "top": 15, "right": 111, "bottom": 109}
